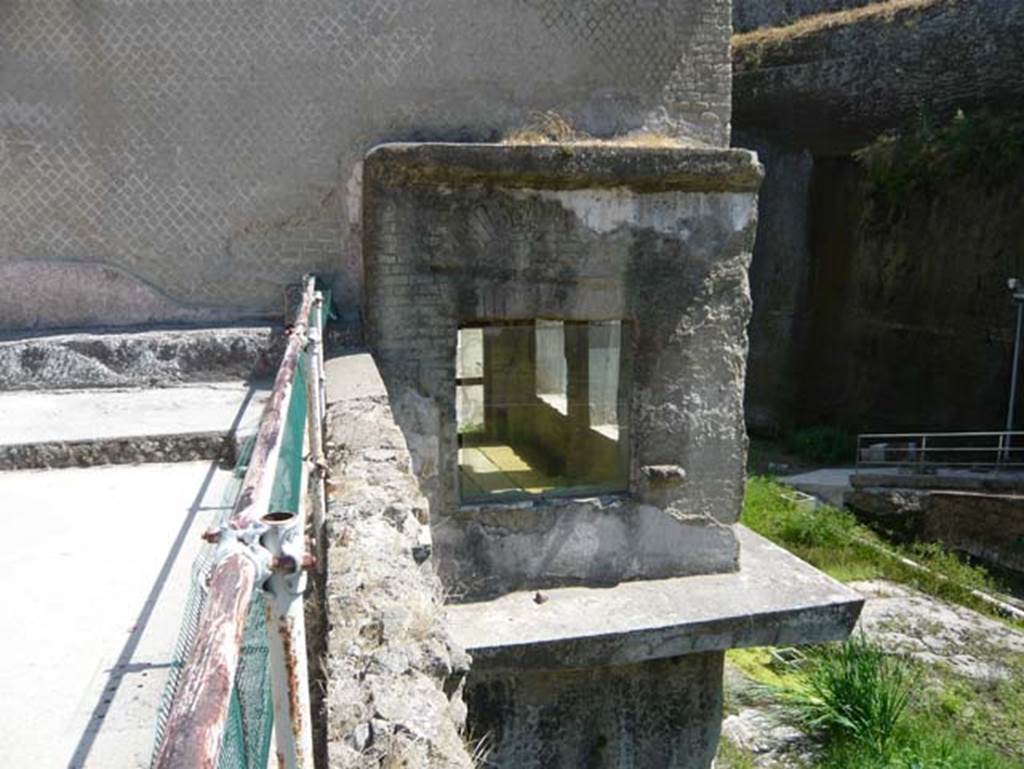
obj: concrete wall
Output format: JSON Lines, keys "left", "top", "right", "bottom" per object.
{"left": 465, "top": 652, "right": 724, "bottom": 769}
{"left": 362, "top": 143, "right": 761, "bottom": 600}
{"left": 0, "top": 0, "right": 733, "bottom": 332}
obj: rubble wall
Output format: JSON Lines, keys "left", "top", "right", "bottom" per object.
{"left": 322, "top": 352, "right": 472, "bottom": 768}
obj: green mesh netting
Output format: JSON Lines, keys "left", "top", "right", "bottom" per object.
{"left": 152, "top": 290, "right": 328, "bottom": 769}
{"left": 151, "top": 435, "right": 275, "bottom": 769}
{"left": 270, "top": 360, "right": 308, "bottom": 516}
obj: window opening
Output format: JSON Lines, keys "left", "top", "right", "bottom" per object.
{"left": 457, "top": 320, "right": 629, "bottom": 504}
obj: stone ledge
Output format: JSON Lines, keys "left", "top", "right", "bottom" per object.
{"left": 447, "top": 525, "right": 863, "bottom": 672}
{"left": 364, "top": 142, "right": 764, "bottom": 193}
{"left": 852, "top": 471, "right": 1024, "bottom": 494}
{"left": 0, "top": 325, "right": 286, "bottom": 390}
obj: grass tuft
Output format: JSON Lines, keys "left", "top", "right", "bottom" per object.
{"left": 502, "top": 111, "right": 702, "bottom": 148}
{"left": 783, "top": 635, "right": 914, "bottom": 757}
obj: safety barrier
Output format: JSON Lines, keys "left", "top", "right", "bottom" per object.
{"left": 856, "top": 430, "right": 1024, "bottom": 470}
{"left": 152, "top": 276, "right": 328, "bottom": 769}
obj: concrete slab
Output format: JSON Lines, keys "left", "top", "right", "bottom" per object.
{"left": 0, "top": 382, "right": 270, "bottom": 469}
{"left": 0, "top": 461, "right": 236, "bottom": 769}
{"left": 779, "top": 467, "right": 855, "bottom": 507}
{"left": 446, "top": 526, "right": 863, "bottom": 672}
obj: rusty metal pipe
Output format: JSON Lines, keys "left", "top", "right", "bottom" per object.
{"left": 153, "top": 276, "right": 318, "bottom": 769}
{"left": 305, "top": 291, "right": 328, "bottom": 559}
{"left": 262, "top": 510, "right": 314, "bottom": 768}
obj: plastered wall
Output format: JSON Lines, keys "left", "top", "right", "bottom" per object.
{"left": 0, "top": 0, "right": 733, "bottom": 331}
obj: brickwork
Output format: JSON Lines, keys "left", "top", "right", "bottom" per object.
{"left": 362, "top": 143, "right": 762, "bottom": 600}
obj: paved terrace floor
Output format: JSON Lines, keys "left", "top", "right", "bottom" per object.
{"left": 0, "top": 382, "right": 264, "bottom": 768}
{"left": 0, "top": 461, "right": 235, "bottom": 768}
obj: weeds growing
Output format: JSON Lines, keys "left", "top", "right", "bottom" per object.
{"left": 783, "top": 426, "right": 856, "bottom": 465}
{"left": 742, "top": 476, "right": 1010, "bottom": 618}
{"left": 783, "top": 635, "right": 914, "bottom": 757}
{"left": 855, "top": 108, "right": 1024, "bottom": 219}
{"left": 730, "top": 477, "right": 1024, "bottom": 768}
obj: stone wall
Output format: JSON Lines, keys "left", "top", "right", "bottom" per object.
{"left": 362, "top": 143, "right": 762, "bottom": 600}
{"left": 732, "top": 0, "right": 1024, "bottom": 434}
{"left": 737, "top": 132, "right": 814, "bottom": 435}
{"left": 733, "top": 0, "right": 1024, "bottom": 155}
{"left": 321, "top": 352, "right": 472, "bottom": 768}
{"left": 847, "top": 483, "right": 1024, "bottom": 575}
{"left": 0, "top": 0, "right": 732, "bottom": 332}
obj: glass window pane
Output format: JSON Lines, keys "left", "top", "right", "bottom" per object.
{"left": 457, "top": 384, "right": 485, "bottom": 434}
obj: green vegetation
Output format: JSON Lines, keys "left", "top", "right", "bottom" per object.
{"left": 743, "top": 476, "right": 1004, "bottom": 613}
{"left": 783, "top": 426, "right": 856, "bottom": 466}
{"left": 855, "top": 109, "right": 1024, "bottom": 218}
{"left": 783, "top": 636, "right": 914, "bottom": 759}
{"left": 720, "top": 478, "right": 1024, "bottom": 769}
{"left": 772, "top": 640, "right": 1021, "bottom": 769}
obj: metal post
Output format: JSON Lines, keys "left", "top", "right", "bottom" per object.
{"left": 261, "top": 510, "right": 314, "bottom": 769}
{"left": 1004, "top": 280, "right": 1024, "bottom": 461}
{"left": 305, "top": 292, "right": 328, "bottom": 552}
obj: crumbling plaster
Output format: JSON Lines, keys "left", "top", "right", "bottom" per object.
{"left": 362, "top": 143, "right": 763, "bottom": 600}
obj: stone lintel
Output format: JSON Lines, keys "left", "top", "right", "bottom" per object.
{"left": 364, "top": 142, "right": 764, "bottom": 193}
{"left": 448, "top": 526, "right": 863, "bottom": 672}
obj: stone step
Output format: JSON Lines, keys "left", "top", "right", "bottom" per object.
{"left": 0, "top": 382, "right": 271, "bottom": 470}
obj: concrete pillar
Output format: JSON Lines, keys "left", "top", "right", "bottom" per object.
{"left": 465, "top": 652, "right": 724, "bottom": 769}
{"left": 564, "top": 321, "right": 592, "bottom": 479}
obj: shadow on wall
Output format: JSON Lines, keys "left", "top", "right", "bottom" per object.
{"left": 743, "top": 127, "right": 1024, "bottom": 435}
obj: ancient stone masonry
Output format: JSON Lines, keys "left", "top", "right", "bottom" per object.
{"left": 0, "top": 326, "right": 285, "bottom": 391}
{"left": 733, "top": 0, "right": 875, "bottom": 33}
{"left": 734, "top": 0, "right": 1024, "bottom": 154}
{"left": 321, "top": 353, "right": 473, "bottom": 769}
{"left": 359, "top": 141, "right": 863, "bottom": 767}
{"left": 363, "top": 143, "right": 763, "bottom": 600}
{"left": 731, "top": 0, "right": 1024, "bottom": 434}
{"left": 0, "top": 0, "right": 732, "bottom": 332}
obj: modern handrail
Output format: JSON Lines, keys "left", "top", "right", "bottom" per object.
{"left": 856, "top": 429, "right": 1024, "bottom": 471}
{"left": 153, "top": 276, "right": 321, "bottom": 769}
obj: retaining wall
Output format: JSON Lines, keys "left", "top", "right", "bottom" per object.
{"left": 0, "top": 0, "right": 732, "bottom": 332}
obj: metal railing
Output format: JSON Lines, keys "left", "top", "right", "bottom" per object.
{"left": 153, "top": 276, "right": 328, "bottom": 769}
{"left": 856, "top": 430, "right": 1024, "bottom": 471}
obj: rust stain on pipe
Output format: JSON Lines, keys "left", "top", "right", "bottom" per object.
{"left": 152, "top": 554, "right": 257, "bottom": 769}
{"left": 154, "top": 278, "right": 318, "bottom": 769}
